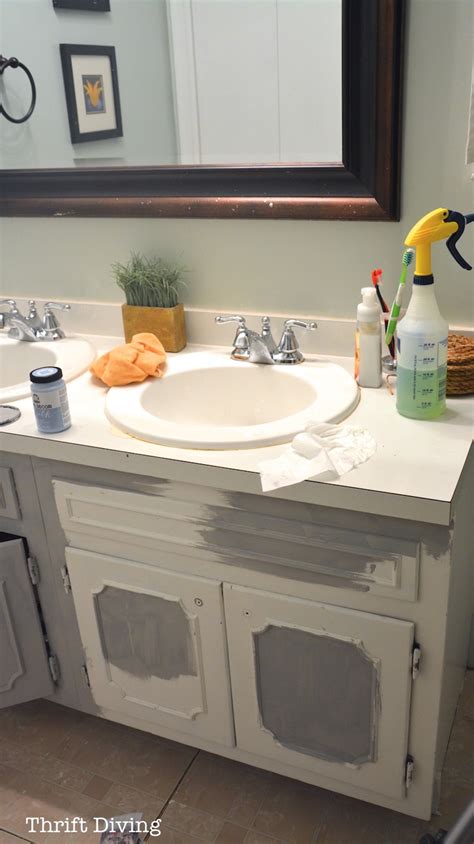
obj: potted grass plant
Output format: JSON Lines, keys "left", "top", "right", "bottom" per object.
{"left": 114, "top": 253, "right": 187, "bottom": 352}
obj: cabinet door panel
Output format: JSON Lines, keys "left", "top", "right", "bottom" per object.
{"left": 224, "top": 585, "right": 414, "bottom": 800}
{"left": 67, "top": 548, "right": 234, "bottom": 746}
{"left": 0, "top": 537, "right": 54, "bottom": 707}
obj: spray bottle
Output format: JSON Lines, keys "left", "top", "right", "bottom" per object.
{"left": 396, "top": 208, "right": 474, "bottom": 419}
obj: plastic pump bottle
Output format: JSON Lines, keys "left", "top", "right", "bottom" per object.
{"left": 396, "top": 207, "right": 474, "bottom": 419}
{"left": 355, "top": 287, "right": 382, "bottom": 388}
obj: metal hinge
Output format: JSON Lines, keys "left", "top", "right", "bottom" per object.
{"left": 48, "top": 654, "right": 60, "bottom": 683}
{"left": 60, "top": 565, "right": 72, "bottom": 594}
{"left": 81, "top": 664, "right": 90, "bottom": 687}
{"left": 27, "top": 556, "right": 40, "bottom": 586}
{"left": 405, "top": 755, "right": 415, "bottom": 790}
{"left": 412, "top": 642, "right": 422, "bottom": 679}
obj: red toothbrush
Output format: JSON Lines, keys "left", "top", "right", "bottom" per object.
{"left": 371, "top": 268, "right": 395, "bottom": 359}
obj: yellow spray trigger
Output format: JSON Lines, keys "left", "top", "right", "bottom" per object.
{"left": 405, "top": 207, "right": 459, "bottom": 275}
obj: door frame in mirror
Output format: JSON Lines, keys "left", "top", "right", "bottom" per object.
{"left": 0, "top": 0, "right": 405, "bottom": 221}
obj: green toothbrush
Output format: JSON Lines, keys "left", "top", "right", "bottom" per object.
{"left": 385, "top": 249, "right": 414, "bottom": 346}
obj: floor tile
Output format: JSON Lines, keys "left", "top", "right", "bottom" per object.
{"left": 0, "top": 770, "right": 86, "bottom": 842}
{"left": 0, "top": 701, "right": 81, "bottom": 758}
{"left": 51, "top": 712, "right": 128, "bottom": 767}
{"left": 252, "top": 776, "right": 331, "bottom": 843}
{"left": 0, "top": 763, "right": 24, "bottom": 802}
{"left": 81, "top": 774, "right": 113, "bottom": 801}
{"left": 158, "top": 827, "right": 200, "bottom": 843}
{"left": 163, "top": 799, "right": 223, "bottom": 841}
{"left": 215, "top": 822, "right": 247, "bottom": 844}
{"left": 442, "top": 716, "right": 474, "bottom": 785}
{"left": 0, "top": 832, "right": 33, "bottom": 843}
{"left": 174, "top": 752, "right": 273, "bottom": 826}
{"left": 0, "top": 738, "right": 92, "bottom": 793}
{"left": 54, "top": 715, "right": 196, "bottom": 799}
{"left": 99, "top": 782, "right": 164, "bottom": 825}
{"left": 315, "top": 794, "right": 424, "bottom": 844}
{"left": 245, "top": 833, "right": 283, "bottom": 844}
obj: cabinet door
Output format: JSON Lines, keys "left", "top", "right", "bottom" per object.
{"left": 224, "top": 585, "right": 414, "bottom": 800}
{"left": 67, "top": 548, "right": 234, "bottom": 746}
{"left": 0, "top": 537, "right": 54, "bottom": 708}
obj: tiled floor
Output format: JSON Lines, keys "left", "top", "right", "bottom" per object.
{"left": 0, "top": 672, "right": 473, "bottom": 843}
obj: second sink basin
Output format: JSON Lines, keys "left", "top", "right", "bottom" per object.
{"left": 106, "top": 351, "right": 359, "bottom": 450}
{"left": 0, "top": 335, "right": 96, "bottom": 402}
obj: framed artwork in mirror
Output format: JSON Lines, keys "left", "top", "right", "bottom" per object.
{"left": 53, "top": 0, "right": 111, "bottom": 11}
{"left": 60, "top": 44, "right": 123, "bottom": 144}
{"left": 3, "top": 1, "right": 406, "bottom": 221}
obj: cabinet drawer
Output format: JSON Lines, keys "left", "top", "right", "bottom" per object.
{"left": 53, "top": 479, "right": 419, "bottom": 602}
{"left": 0, "top": 469, "right": 21, "bottom": 520}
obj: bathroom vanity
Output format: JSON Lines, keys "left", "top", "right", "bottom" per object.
{"left": 0, "top": 332, "right": 473, "bottom": 823}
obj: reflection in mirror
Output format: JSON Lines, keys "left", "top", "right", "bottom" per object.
{"left": 0, "top": 0, "right": 342, "bottom": 169}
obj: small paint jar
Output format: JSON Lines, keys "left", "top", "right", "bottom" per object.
{"left": 30, "top": 366, "right": 71, "bottom": 433}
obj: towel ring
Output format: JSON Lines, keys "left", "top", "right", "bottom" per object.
{"left": 0, "top": 55, "right": 37, "bottom": 123}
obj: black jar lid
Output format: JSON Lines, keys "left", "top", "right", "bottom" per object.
{"left": 30, "top": 366, "right": 63, "bottom": 384}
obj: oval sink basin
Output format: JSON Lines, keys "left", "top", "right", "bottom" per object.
{"left": 106, "top": 351, "right": 359, "bottom": 450}
{"left": 0, "top": 335, "right": 96, "bottom": 402}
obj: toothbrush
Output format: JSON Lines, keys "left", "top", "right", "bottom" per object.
{"left": 371, "top": 267, "right": 395, "bottom": 359}
{"left": 385, "top": 249, "right": 414, "bottom": 346}
{"left": 371, "top": 268, "right": 388, "bottom": 312}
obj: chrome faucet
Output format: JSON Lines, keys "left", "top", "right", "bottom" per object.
{"left": 215, "top": 315, "right": 317, "bottom": 364}
{"left": 0, "top": 299, "right": 71, "bottom": 342}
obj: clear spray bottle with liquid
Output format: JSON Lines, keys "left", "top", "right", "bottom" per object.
{"left": 396, "top": 208, "right": 474, "bottom": 419}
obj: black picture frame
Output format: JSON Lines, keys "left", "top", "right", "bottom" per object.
{"left": 60, "top": 44, "right": 123, "bottom": 144}
{"left": 53, "top": 0, "right": 111, "bottom": 11}
{"left": 2, "top": 0, "right": 405, "bottom": 221}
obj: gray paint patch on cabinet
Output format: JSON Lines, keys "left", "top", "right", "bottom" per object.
{"left": 95, "top": 586, "right": 197, "bottom": 680}
{"left": 254, "top": 625, "right": 377, "bottom": 765}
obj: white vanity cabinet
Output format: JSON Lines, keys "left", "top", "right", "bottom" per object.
{"left": 3, "top": 453, "right": 471, "bottom": 822}
{"left": 65, "top": 547, "right": 235, "bottom": 745}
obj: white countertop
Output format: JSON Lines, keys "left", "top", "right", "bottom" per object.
{"left": 1, "top": 335, "right": 473, "bottom": 526}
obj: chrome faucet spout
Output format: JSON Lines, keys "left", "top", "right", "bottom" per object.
{"left": 3, "top": 314, "right": 39, "bottom": 342}
{"left": 245, "top": 330, "right": 275, "bottom": 365}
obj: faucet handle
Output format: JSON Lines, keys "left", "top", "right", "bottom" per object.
{"left": 275, "top": 319, "right": 317, "bottom": 364}
{"left": 215, "top": 314, "right": 250, "bottom": 360}
{"left": 283, "top": 319, "right": 317, "bottom": 331}
{"left": 43, "top": 301, "right": 71, "bottom": 313}
{"left": 215, "top": 314, "right": 246, "bottom": 328}
{"left": 0, "top": 298, "right": 18, "bottom": 313}
{"left": 42, "top": 302, "right": 71, "bottom": 337}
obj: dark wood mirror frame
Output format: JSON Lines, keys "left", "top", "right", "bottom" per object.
{"left": 0, "top": 0, "right": 405, "bottom": 221}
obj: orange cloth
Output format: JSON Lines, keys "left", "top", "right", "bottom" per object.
{"left": 90, "top": 333, "right": 166, "bottom": 387}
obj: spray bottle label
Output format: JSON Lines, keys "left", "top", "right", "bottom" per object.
{"left": 396, "top": 335, "right": 447, "bottom": 416}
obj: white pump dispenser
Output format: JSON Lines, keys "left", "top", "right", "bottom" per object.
{"left": 354, "top": 287, "right": 382, "bottom": 388}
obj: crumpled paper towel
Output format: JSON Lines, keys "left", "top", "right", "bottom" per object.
{"left": 259, "top": 421, "right": 376, "bottom": 492}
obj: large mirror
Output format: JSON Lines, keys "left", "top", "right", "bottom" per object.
{"left": 0, "top": 0, "right": 405, "bottom": 220}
